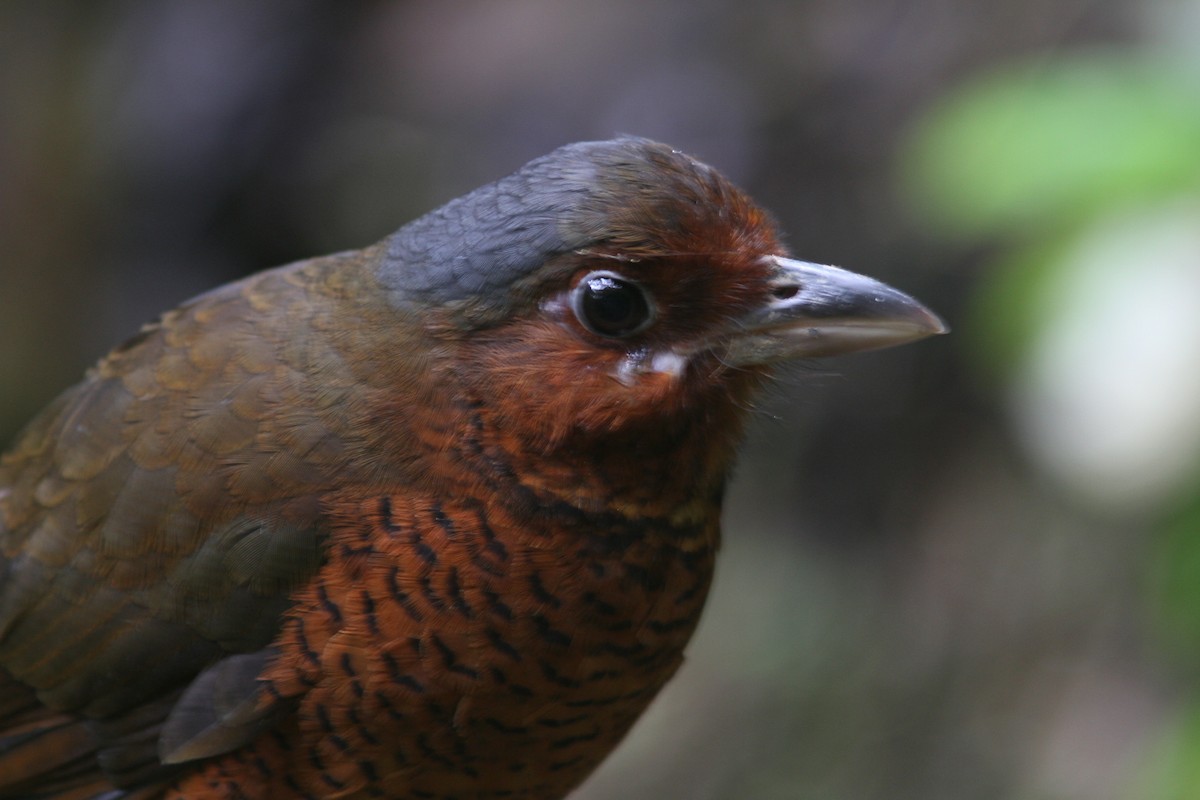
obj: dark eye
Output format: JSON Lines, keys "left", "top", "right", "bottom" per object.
{"left": 571, "top": 271, "right": 655, "bottom": 338}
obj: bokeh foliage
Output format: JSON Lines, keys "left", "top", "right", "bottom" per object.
{"left": 904, "top": 47, "right": 1200, "bottom": 798}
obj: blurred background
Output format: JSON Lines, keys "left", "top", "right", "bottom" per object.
{"left": 2, "top": 1, "right": 1200, "bottom": 798}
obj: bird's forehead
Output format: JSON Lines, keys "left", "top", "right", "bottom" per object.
{"left": 377, "top": 138, "right": 751, "bottom": 313}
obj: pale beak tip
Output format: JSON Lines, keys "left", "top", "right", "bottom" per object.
{"left": 917, "top": 306, "right": 950, "bottom": 338}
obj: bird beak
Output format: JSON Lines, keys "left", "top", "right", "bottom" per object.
{"left": 720, "top": 255, "right": 948, "bottom": 365}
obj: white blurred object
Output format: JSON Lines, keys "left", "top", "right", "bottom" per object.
{"left": 1012, "top": 198, "right": 1200, "bottom": 510}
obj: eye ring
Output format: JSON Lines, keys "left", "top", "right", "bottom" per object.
{"left": 570, "top": 271, "right": 656, "bottom": 338}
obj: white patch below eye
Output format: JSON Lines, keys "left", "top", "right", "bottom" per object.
{"left": 650, "top": 350, "right": 688, "bottom": 377}
{"left": 612, "top": 349, "right": 689, "bottom": 386}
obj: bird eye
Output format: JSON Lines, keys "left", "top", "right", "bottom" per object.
{"left": 571, "top": 271, "right": 655, "bottom": 338}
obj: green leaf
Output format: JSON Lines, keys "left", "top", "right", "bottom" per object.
{"left": 901, "top": 51, "right": 1200, "bottom": 237}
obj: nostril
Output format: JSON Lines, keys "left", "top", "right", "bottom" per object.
{"left": 771, "top": 284, "right": 800, "bottom": 301}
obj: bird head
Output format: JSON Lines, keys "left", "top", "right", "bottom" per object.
{"left": 378, "top": 138, "right": 943, "bottom": 441}
{"left": 367, "top": 138, "right": 944, "bottom": 514}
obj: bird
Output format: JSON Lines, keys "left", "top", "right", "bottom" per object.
{"left": 0, "top": 137, "right": 945, "bottom": 799}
